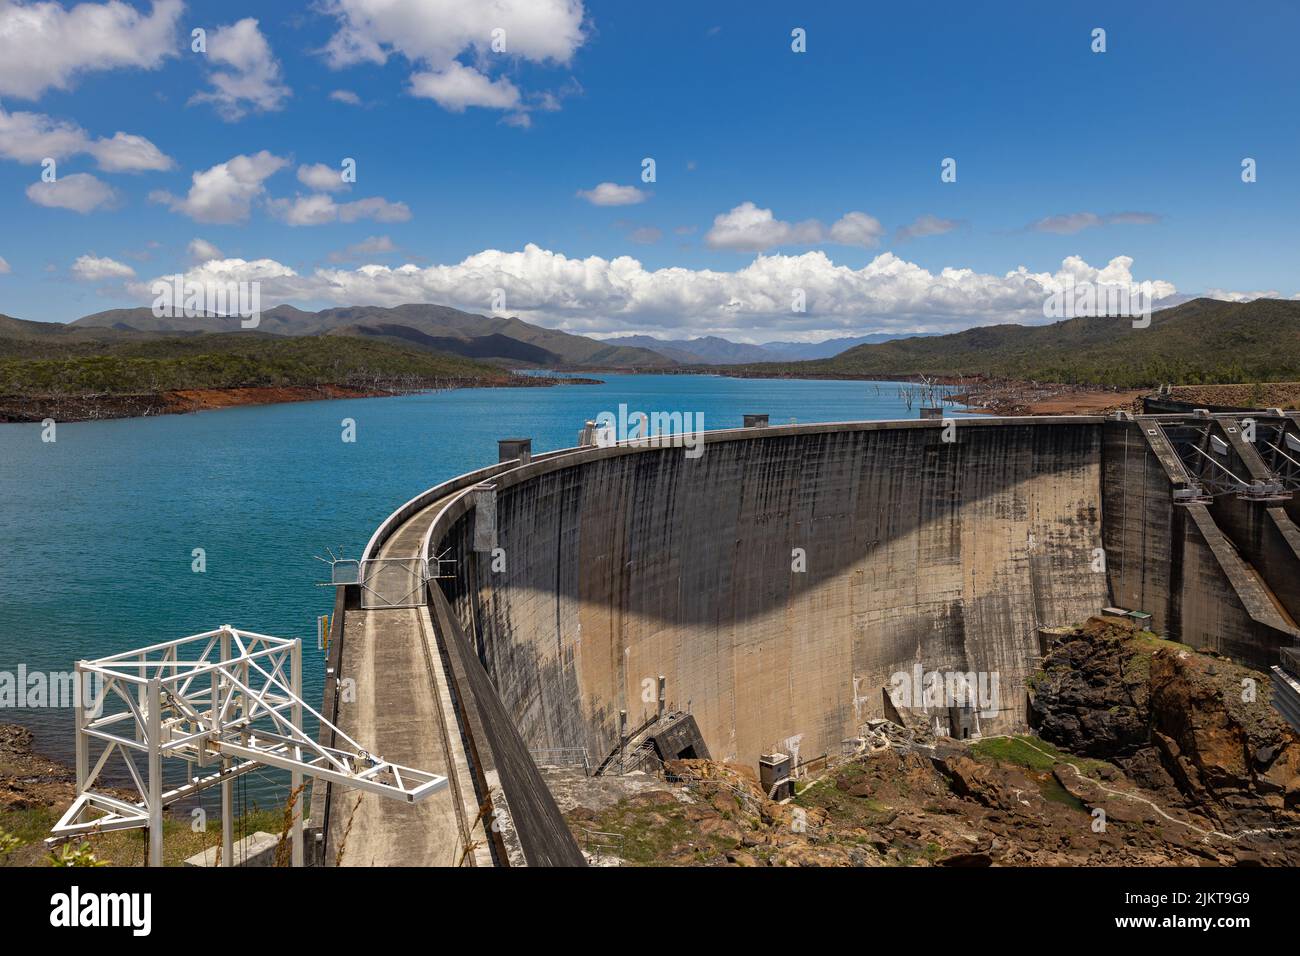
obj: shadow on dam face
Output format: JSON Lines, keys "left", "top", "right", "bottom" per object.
{"left": 433, "top": 419, "right": 1110, "bottom": 772}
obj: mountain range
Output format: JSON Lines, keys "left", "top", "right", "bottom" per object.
{"left": 734, "top": 298, "right": 1300, "bottom": 388}
{"left": 5, "top": 298, "right": 1298, "bottom": 388}
{"left": 2, "top": 303, "right": 898, "bottom": 368}
{"left": 600, "top": 332, "right": 935, "bottom": 364}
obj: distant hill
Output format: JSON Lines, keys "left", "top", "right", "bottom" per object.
{"left": 602, "top": 331, "right": 939, "bottom": 364}
{"left": 69, "top": 303, "right": 674, "bottom": 369}
{"left": 735, "top": 298, "right": 1300, "bottom": 388}
{"left": 759, "top": 332, "right": 941, "bottom": 361}
{"left": 601, "top": 335, "right": 774, "bottom": 365}
{"left": 0, "top": 332, "right": 513, "bottom": 397}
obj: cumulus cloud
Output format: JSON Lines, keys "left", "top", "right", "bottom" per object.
{"left": 149, "top": 151, "right": 288, "bottom": 223}
{"left": 827, "top": 211, "right": 885, "bottom": 248}
{"left": 706, "top": 204, "right": 887, "bottom": 252}
{"left": 188, "top": 238, "right": 223, "bottom": 262}
{"left": 190, "top": 18, "right": 290, "bottom": 120}
{"left": 705, "top": 202, "right": 822, "bottom": 251}
{"left": 577, "top": 182, "right": 647, "bottom": 206}
{"left": 1030, "top": 211, "right": 1163, "bottom": 235}
{"left": 409, "top": 61, "right": 520, "bottom": 111}
{"left": 896, "top": 214, "right": 960, "bottom": 242}
{"left": 0, "top": 0, "right": 183, "bottom": 100}
{"left": 321, "top": 0, "right": 585, "bottom": 120}
{"left": 1202, "top": 288, "right": 1299, "bottom": 303}
{"left": 297, "top": 163, "right": 349, "bottom": 193}
{"left": 0, "top": 106, "right": 172, "bottom": 170}
{"left": 26, "top": 172, "right": 118, "bottom": 212}
{"left": 329, "top": 89, "right": 361, "bottom": 105}
{"left": 71, "top": 253, "right": 135, "bottom": 281}
{"left": 267, "top": 194, "right": 412, "bottom": 226}
{"left": 132, "top": 245, "right": 1184, "bottom": 338}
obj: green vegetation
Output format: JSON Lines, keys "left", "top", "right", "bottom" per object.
{"left": 48, "top": 843, "right": 108, "bottom": 867}
{"left": 729, "top": 298, "right": 1300, "bottom": 388}
{"left": 0, "top": 802, "right": 295, "bottom": 868}
{"left": 0, "top": 827, "right": 22, "bottom": 860}
{"left": 971, "top": 734, "right": 1110, "bottom": 778}
{"left": 0, "top": 333, "right": 509, "bottom": 396}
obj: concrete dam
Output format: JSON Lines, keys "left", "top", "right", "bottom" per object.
{"left": 315, "top": 411, "right": 1300, "bottom": 866}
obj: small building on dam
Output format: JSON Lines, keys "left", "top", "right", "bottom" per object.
{"left": 316, "top": 410, "right": 1300, "bottom": 866}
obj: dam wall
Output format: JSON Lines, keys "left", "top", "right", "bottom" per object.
{"left": 1208, "top": 417, "right": 1300, "bottom": 626}
{"left": 433, "top": 418, "right": 1110, "bottom": 771}
{"left": 1101, "top": 418, "right": 1298, "bottom": 668}
{"left": 321, "top": 413, "right": 1300, "bottom": 864}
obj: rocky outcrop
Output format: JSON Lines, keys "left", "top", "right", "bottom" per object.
{"left": 1028, "top": 618, "right": 1151, "bottom": 756}
{"left": 1030, "top": 617, "right": 1300, "bottom": 834}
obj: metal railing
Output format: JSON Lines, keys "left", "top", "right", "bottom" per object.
{"left": 357, "top": 558, "right": 427, "bottom": 610}
{"left": 1281, "top": 646, "right": 1300, "bottom": 681}
{"left": 582, "top": 828, "right": 626, "bottom": 862}
{"left": 529, "top": 747, "right": 593, "bottom": 775}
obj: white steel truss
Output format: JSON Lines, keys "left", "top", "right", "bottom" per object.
{"left": 51, "top": 625, "right": 447, "bottom": 866}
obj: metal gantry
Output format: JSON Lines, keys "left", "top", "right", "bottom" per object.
{"left": 1158, "top": 419, "right": 1289, "bottom": 503}
{"left": 1254, "top": 418, "right": 1300, "bottom": 491}
{"left": 51, "top": 626, "right": 447, "bottom": 867}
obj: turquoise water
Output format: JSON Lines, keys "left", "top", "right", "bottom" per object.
{"left": 0, "top": 373, "right": 956, "bottom": 800}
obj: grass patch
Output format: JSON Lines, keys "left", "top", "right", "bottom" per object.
{"left": 970, "top": 735, "right": 1110, "bottom": 779}
{"left": 1, "top": 803, "right": 294, "bottom": 867}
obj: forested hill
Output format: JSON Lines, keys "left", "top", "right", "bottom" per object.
{"left": 727, "top": 298, "right": 1300, "bottom": 387}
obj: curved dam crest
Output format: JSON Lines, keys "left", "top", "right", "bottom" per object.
{"left": 442, "top": 419, "right": 1108, "bottom": 769}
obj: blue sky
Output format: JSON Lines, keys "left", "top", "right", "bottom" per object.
{"left": 0, "top": 0, "right": 1296, "bottom": 340}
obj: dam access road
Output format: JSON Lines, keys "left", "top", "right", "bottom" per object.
{"left": 312, "top": 411, "right": 1300, "bottom": 867}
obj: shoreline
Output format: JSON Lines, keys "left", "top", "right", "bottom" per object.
{"left": 0, "top": 374, "right": 603, "bottom": 425}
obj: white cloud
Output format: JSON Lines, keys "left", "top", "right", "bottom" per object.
{"left": 88, "top": 131, "right": 173, "bottom": 172}
{"left": 1030, "top": 211, "right": 1163, "bottom": 234}
{"left": 1203, "top": 288, "right": 1298, "bottom": 303}
{"left": 705, "top": 202, "right": 822, "bottom": 251}
{"left": 188, "top": 238, "right": 223, "bottom": 262}
{"left": 628, "top": 226, "right": 662, "bottom": 244}
{"left": 133, "top": 245, "right": 1185, "bottom": 338}
{"left": 71, "top": 254, "right": 135, "bottom": 281}
{"left": 322, "top": 0, "right": 585, "bottom": 117}
{"left": 409, "top": 61, "right": 520, "bottom": 111}
{"left": 190, "top": 18, "right": 290, "bottom": 120}
{"left": 577, "top": 182, "right": 647, "bottom": 206}
{"left": 0, "top": 106, "right": 172, "bottom": 170}
{"left": 150, "top": 151, "right": 288, "bottom": 223}
{"left": 707, "top": 203, "right": 888, "bottom": 252}
{"left": 827, "top": 211, "right": 885, "bottom": 248}
{"left": 0, "top": 256, "right": 10, "bottom": 275}
{"left": 896, "top": 214, "right": 960, "bottom": 242}
{"left": 329, "top": 89, "right": 361, "bottom": 105}
{"left": 267, "top": 194, "right": 412, "bottom": 226}
{"left": 297, "top": 163, "right": 349, "bottom": 193}
{"left": 0, "top": 0, "right": 182, "bottom": 100}
{"left": 26, "top": 172, "right": 118, "bottom": 213}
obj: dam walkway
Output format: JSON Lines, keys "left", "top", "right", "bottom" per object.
{"left": 324, "top": 493, "right": 486, "bottom": 867}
